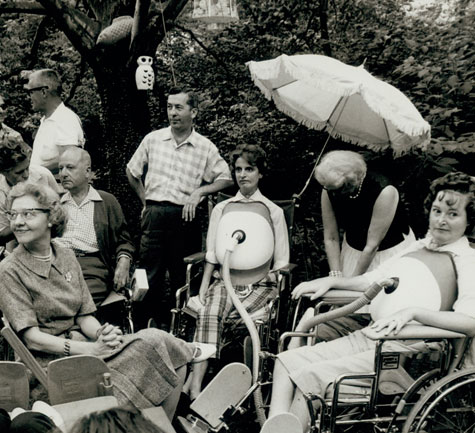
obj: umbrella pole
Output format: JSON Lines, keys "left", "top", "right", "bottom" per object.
{"left": 295, "top": 96, "right": 350, "bottom": 199}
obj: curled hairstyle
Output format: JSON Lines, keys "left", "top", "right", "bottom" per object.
{"left": 229, "top": 144, "right": 268, "bottom": 177}
{"left": 68, "top": 407, "right": 165, "bottom": 433}
{"left": 7, "top": 182, "right": 67, "bottom": 238}
{"left": 0, "top": 136, "right": 32, "bottom": 172}
{"left": 424, "top": 171, "right": 475, "bottom": 234}
{"left": 167, "top": 86, "right": 199, "bottom": 109}
{"left": 314, "top": 150, "right": 366, "bottom": 190}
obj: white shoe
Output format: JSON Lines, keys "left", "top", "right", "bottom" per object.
{"left": 191, "top": 343, "right": 216, "bottom": 363}
{"left": 260, "top": 413, "right": 303, "bottom": 433}
{"left": 9, "top": 407, "right": 26, "bottom": 420}
{"left": 32, "top": 400, "right": 65, "bottom": 428}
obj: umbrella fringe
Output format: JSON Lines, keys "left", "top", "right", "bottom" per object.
{"left": 361, "top": 99, "right": 431, "bottom": 138}
{"left": 250, "top": 67, "right": 431, "bottom": 139}
{"left": 249, "top": 75, "right": 274, "bottom": 101}
{"left": 274, "top": 100, "right": 426, "bottom": 157}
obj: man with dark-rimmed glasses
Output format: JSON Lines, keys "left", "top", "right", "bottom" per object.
{"left": 24, "top": 69, "right": 84, "bottom": 174}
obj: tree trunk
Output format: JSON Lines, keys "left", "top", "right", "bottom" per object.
{"left": 90, "top": 44, "right": 150, "bottom": 238}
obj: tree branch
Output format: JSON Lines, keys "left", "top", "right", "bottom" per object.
{"left": 319, "top": 0, "right": 332, "bottom": 56}
{"left": 174, "top": 24, "right": 231, "bottom": 78}
{"left": 65, "top": 56, "right": 86, "bottom": 103}
{"left": 130, "top": 0, "right": 151, "bottom": 51}
{"left": 27, "top": 16, "right": 50, "bottom": 68}
{"left": 0, "top": 1, "right": 45, "bottom": 14}
{"left": 37, "top": 0, "right": 100, "bottom": 54}
{"left": 128, "top": 0, "right": 188, "bottom": 60}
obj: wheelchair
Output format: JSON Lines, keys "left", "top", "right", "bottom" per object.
{"left": 170, "top": 192, "right": 297, "bottom": 368}
{"left": 274, "top": 281, "right": 475, "bottom": 433}
{"left": 267, "top": 246, "right": 475, "bottom": 433}
{"left": 98, "top": 267, "right": 149, "bottom": 334}
{"left": 178, "top": 236, "right": 475, "bottom": 433}
{"left": 178, "top": 245, "right": 475, "bottom": 433}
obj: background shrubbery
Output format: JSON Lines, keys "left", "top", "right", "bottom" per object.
{"left": 0, "top": 0, "right": 474, "bottom": 283}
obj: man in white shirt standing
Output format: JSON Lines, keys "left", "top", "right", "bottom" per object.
{"left": 24, "top": 69, "right": 84, "bottom": 173}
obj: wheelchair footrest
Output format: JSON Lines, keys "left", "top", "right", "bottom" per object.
{"left": 178, "top": 415, "right": 209, "bottom": 433}
{"left": 190, "top": 363, "right": 252, "bottom": 430}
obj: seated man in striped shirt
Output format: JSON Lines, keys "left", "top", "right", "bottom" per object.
{"left": 57, "top": 147, "right": 134, "bottom": 321}
{"left": 126, "top": 86, "right": 233, "bottom": 330}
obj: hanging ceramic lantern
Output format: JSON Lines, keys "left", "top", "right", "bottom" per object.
{"left": 192, "top": 0, "right": 239, "bottom": 24}
{"left": 135, "top": 56, "right": 154, "bottom": 90}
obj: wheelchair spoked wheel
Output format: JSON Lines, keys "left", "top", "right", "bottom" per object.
{"left": 402, "top": 368, "right": 475, "bottom": 433}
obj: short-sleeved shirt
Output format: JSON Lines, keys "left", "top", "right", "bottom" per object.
{"left": 0, "top": 242, "right": 96, "bottom": 336}
{"left": 31, "top": 102, "right": 85, "bottom": 168}
{"left": 0, "top": 165, "right": 60, "bottom": 236}
{"left": 127, "top": 127, "right": 232, "bottom": 205}
{"left": 205, "top": 189, "right": 290, "bottom": 270}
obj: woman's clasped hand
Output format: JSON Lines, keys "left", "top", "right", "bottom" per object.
{"left": 93, "top": 322, "right": 123, "bottom": 355}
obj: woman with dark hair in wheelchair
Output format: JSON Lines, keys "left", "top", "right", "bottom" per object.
{"left": 184, "top": 144, "right": 290, "bottom": 400}
{"left": 263, "top": 172, "right": 475, "bottom": 433}
{"left": 0, "top": 182, "right": 215, "bottom": 418}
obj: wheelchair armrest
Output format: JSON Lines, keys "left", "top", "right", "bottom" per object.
{"left": 275, "top": 263, "right": 298, "bottom": 276}
{"left": 362, "top": 324, "right": 467, "bottom": 341}
{"left": 278, "top": 331, "right": 316, "bottom": 352}
{"left": 183, "top": 252, "right": 206, "bottom": 265}
{"left": 317, "top": 289, "right": 362, "bottom": 305}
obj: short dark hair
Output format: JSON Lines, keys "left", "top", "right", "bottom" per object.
{"left": 229, "top": 144, "right": 268, "bottom": 175}
{"left": 424, "top": 171, "right": 475, "bottom": 234}
{"left": 167, "top": 87, "right": 199, "bottom": 109}
{"left": 7, "top": 183, "right": 67, "bottom": 238}
{"left": 0, "top": 136, "right": 31, "bottom": 172}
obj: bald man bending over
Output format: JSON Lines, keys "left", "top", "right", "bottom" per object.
{"left": 57, "top": 148, "right": 135, "bottom": 321}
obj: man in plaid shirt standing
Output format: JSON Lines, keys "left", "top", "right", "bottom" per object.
{"left": 127, "top": 87, "right": 233, "bottom": 330}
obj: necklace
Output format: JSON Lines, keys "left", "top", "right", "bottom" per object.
{"left": 27, "top": 247, "right": 53, "bottom": 262}
{"left": 349, "top": 172, "right": 366, "bottom": 199}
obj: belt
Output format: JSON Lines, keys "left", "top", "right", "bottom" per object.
{"left": 145, "top": 200, "right": 182, "bottom": 208}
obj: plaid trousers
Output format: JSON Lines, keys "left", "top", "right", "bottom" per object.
{"left": 195, "top": 279, "right": 277, "bottom": 357}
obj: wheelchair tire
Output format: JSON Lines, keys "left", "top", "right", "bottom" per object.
{"left": 402, "top": 367, "right": 475, "bottom": 433}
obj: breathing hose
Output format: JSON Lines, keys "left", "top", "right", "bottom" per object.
{"left": 221, "top": 231, "right": 399, "bottom": 426}
{"left": 293, "top": 278, "right": 399, "bottom": 334}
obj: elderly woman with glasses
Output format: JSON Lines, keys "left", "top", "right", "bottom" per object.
{"left": 0, "top": 182, "right": 214, "bottom": 418}
{"left": 0, "top": 136, "right": 58, "bottom": 248}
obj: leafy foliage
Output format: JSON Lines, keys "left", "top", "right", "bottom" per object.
{"left": 1, "top": 0, "right": 474, "bottom": 283}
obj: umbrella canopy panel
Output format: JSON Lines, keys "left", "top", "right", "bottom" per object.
{"left": 247, "top": 54, "right": 431, "bottom": 155}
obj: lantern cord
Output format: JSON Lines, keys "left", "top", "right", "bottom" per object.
{"left": 159, "top": 0, "right": 176, "bottom": 85}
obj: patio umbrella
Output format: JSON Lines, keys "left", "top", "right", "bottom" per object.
{"left": 247, "top": 54, "right": 431, "bottom": 156}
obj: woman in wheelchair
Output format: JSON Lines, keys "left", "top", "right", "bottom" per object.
{"left": 0, "top": 182, "right": 215, "bottom": 417}
{"left": 185, "top": 144, "right": 290, "bottom": 400}
{"left": 264, "top": 172, "right": 475, "bottom": 433}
